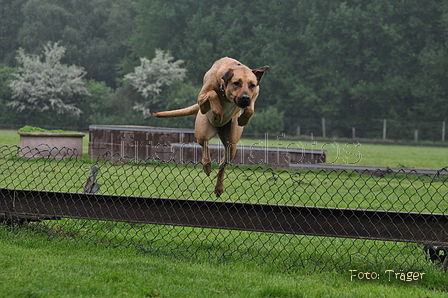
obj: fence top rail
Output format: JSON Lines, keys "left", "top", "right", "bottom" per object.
{"left": 2, "top": 187, "right": 448, "bottom": 245}
{"left": 2, "top": 186, "right": 447, "bottom": 217}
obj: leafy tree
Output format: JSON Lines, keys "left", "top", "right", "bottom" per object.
{"left": 0, "top": 0, "right": 27, "bottom": 65}
{"left": 244, "top": 106, "right": 285, "bottom": 137}
{"left": 16, "top": 0, "right": 136, "bottom": 87}
{"left": 8, "top": 42, "right": 89, "bottom": 117}
{"left": 0, "top": 66, "right": 14, "bottom": 101}
{"left": 0, "top": 66, "right": 22, "bottom": 126}
{"left": 124, "top": 50, "right": 187, "bottom": 117}
{"left": 412, "top": 44, "right": 448, "bottom": 121}
{"left": 0, "top": 0, "right": 446, "bottom": 138}
{"left": 77, "top": 80, "right": 115, "bottom": 126}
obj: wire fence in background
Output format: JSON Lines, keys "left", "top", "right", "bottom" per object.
{"left": 3, "top": 117, "right": 446, "bottom": 144}
{"left": 1, "top": 144, "right": 447, "bottom": 272}
{"left": 285, "top": 118, "right": 447, "bottom": 143}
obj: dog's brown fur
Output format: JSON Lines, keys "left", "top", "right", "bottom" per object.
{"left": 153, "top": 57, "right": 269, "bottom": 197}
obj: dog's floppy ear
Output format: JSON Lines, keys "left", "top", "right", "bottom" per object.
{"left": 252, "top": 66, "right": 270, "bottom": 84}
{"left": 222, "top": 68, "right": 234, "bottom": 85}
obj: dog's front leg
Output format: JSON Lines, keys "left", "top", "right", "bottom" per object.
{"left": 195, "top": 113, "right": 218, "bottom": 176}
{"left": 198, "top": 90, "right": 224, "bottom": 123}
{"left": 238, "top": 106, "right": 254, "bottom": 126}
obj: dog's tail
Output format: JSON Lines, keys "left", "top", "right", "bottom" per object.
{"left": 152, "top": 104, "right": 200, "bottom": 118}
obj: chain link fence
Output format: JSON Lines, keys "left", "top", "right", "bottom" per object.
{"left": 1, "top": 144, "right": 447, "bottom": 272}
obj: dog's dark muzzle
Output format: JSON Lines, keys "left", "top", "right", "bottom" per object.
{"left": 235, "top": 94, "right": 251, "bottom": 108}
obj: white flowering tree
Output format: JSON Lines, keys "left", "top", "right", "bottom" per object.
{"left": 8, "top": 42, "right": 89, "bottom": 116}
{"left": 125, "top": 49, "right": 187, "bottom": 117}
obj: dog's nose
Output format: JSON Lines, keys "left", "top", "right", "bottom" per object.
{"left": 241, "top": 94, "right": 250, "bottom": 101}
{"left": 237, "top": 94, "right": 251, "bottom": 108}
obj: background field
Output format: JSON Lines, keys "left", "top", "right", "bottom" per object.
{"left": 213, "top": 136, "right": 448, "bottom": 169}
{"left": 1, "top": 128, "right": 447, "bottom": 297}
{"left": 2, "top": 129, "right": 447, "bottom": 169}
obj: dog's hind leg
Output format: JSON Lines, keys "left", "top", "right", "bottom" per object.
{"left": 214, "top": 116, "right": 244, "bottom": 197}
{"left": 214, "top": 147, "right": 236, "bottom": 197}
{"left": 195, "top": 112, "right": 218, "bottom": 176}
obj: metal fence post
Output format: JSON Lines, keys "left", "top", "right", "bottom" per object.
{"left": 443, "top": 120, "right": 446, "bottom": 144}
{"left": 322, "top": 118, "right": 326, "bottom": 138}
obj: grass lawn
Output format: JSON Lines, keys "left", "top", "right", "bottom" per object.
{"left": 1, "top": 227, "right": 447, "bottom": 298}
{"left": 212, "top": 136, "right": 448, "bottom": 169}
{"left": 1, "top": 128, "right": 447, "bottom": 297}
{"left": 2, "top": 128, "right": 447, "bottom": 168}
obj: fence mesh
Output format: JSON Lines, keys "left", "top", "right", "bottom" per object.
{"left": 1, "top": 144, "right": 447, "bottom": 272}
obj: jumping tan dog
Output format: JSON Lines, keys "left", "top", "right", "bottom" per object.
{"left": 153, "top": 57, "right": 269, "bottom": 197}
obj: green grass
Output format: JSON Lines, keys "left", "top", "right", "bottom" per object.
{"left": 1, "top": 227, "right": 447, "bottom": 298}
{"left": 0, "top": 129, "right": 22, "bottom": 147}
{"left": 211, "top": 136, "right": 448, "bottom": 169}
{"left": 1, "top": 129, "right": 447, "bottom": 297}
{"left": 1, "top": 152, "right": 446, "bottom": 213}
{"left": 2, "top": 129, "right": 447, "bottom": 168}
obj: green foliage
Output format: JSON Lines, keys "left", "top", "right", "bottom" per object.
{"left": 18, "top": 125, "right": 81, "bottom": 133}
{"left": 15, "top": 0, "right": 136, "bottom": 87}
{"left": 0, "top": 66, "right": 14, "bottom": 100}
{"left": 244, "top": 106, "right": 285, "bottom": 137}
{"left": 124, "top": 0, "right": 448, "bottom": 136}
{"left": 18, "top": 125, "right": 48, "bottom": 132}
{"left": 80, "top": 80, "right": 115, "bottom": 126}
{"left": 0, "top": 66, "right": 22, "bottom": 126}
{"left": 146, "top": 81, "right": 200, "bottom": 128}
{"left": 0, "top": 0, "right": 447, "bottom": 139}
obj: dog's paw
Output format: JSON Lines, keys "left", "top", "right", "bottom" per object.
{"left": 212, "top": 111, "right": 224, "bottom": 123}
{"left": 237, "top": 116, "right": 249, "bottom": 126}
{"left": 214, "top": 176, "right": 225, "bottom": 197}
{"left": 214, "top": 184, "right": 224, "bottom": 197}
{"left": 203, "top": 162, "right": 212, "bottom": 176}
{"left": 210, "top": 103, "right": 224, "bottom": 122}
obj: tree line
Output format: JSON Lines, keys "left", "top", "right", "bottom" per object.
{"left": 0, "top": 0, "right": 447, "bottom": 140}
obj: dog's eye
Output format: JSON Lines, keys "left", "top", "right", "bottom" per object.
{"left": 233, "top": 81, "right": 241, "bottom": 87}
{"left": 249, "top": 83, "right": 256, "bottom": 89}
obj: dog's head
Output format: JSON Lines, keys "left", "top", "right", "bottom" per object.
{"left": 221, "top": 64, "right": 269, "bottom": 109}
